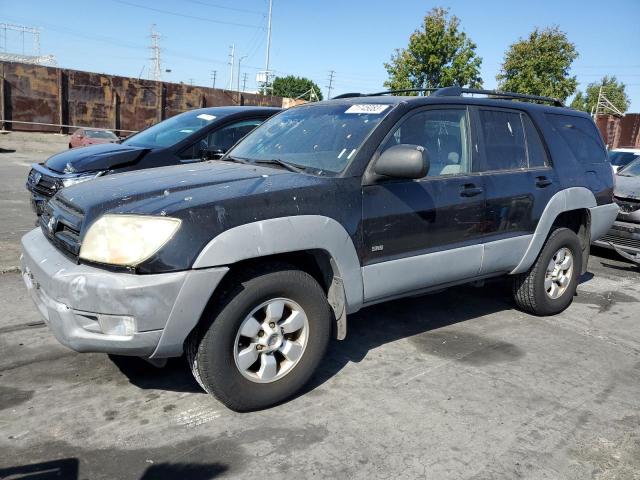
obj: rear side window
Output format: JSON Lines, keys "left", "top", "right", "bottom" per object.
{"left": 477, "top": 110, "right": 527, "bottom": 171}
{"left": 522, "top": 115, "right": 549, "bottom": 168}
{"left": 546, "top": 114, "right": 606, "bottom": 164}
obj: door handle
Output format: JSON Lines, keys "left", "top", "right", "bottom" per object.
{"left": 460, "top": 184, "right": 483, "bottom": 197}
{"left": 535, "top": 176, "right": 552, "bottom": 188}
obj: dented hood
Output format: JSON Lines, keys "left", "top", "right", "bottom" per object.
{"left": 44, "top": 143, "right": 149, "bottom": 173}
{"left": 58, "top": 160, "right": 291, "bottom": 217}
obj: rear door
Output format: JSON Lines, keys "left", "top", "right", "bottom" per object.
{"left": 361, "top": 106, "right": 487, "bottom": 302}
{"left": 472, "top": 107, "right": 559, "bottom": 274}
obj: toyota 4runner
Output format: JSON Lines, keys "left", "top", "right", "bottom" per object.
{"left": 20, "top": 87, "right": 619, "bottom": 411}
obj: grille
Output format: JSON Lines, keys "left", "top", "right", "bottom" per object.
{"left": 600, "top": 233, "right": 640, "bottom": 251}
{"left": 40, "top": 197, "right": 84, "bottom": 258}
{"left": 31, "top": 172, "right": 61, "bottom": 198}
{"left": 614, "top": 196, "right": 640, "bottom": 214}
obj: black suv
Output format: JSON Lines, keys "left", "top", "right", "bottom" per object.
{"left": 20, "top": 87, "right": 618, "bottom": 411}
{"left": 26, "top": 106, "right": 279, "bottom": 215}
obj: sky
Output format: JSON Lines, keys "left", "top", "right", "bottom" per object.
{"left": 1, "top": 0, "right": 639, "bottom": 109}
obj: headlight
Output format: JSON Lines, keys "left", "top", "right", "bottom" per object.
{"left": 62, "top": 172, "right": 104, "bottom": 188}
{"left": 79, "top": 214, "right": 181, "bottom": 266}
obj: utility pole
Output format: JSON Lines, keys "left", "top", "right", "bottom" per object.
{"left": 326, "top": 70, "right": 335, "bottom": 99}
{"left": 149, "top": 24, "right": 161, "bottom": 81}
{"left": 228, "top": 44, "right": 235, "bottom": 90}
{"left": 242, "top": 73, "right": 248, "bottom": 92}
{"left": 264, "top": 0, "right": 273, "bottom": 89}
{"left": 210, "top": 70, "right": 217, "bottom": 89}
{"left": 237, "top": 55, "right": 248, "bottom": 93}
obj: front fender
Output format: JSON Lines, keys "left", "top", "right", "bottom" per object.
{"left": 192, "top": 215, "right": 364, "bottom": 313}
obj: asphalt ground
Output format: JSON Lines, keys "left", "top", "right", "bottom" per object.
{"left": 1, "top": 132, "right": 639, "bottom": 479}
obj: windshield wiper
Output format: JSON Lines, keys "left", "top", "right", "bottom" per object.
{"left": 220, "top": 155, "right": 249, "bottom": 165}
{"left": 253, "top": 158, "right": 305, "bottom": 173}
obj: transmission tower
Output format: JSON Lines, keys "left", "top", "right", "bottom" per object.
{"left": 592, "top": 85, "right": 624, "bottom": 118}
{"left": 326, "top": 70, "right": 335, "bottom": 99}
{"left": 211, "top": 70, "right": 217, "bottom": 89}
{"left": 149, "top": 24, "right": 162, "bottom": 81}
{"left": 228, "top": 44, "right": 235, "bottom": 90}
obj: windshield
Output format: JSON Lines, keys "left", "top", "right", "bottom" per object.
{"left": 124, "top": 110, "right": 221, "bottom": 148}
{"left": 227, "top": 103, "right": 393, "bottom": 174}
{"left": 618, "top": 158, "right": 640, "bottom": 177}
{"left": 608, "top": 150, "right": 640, "bottom": 167}
{"left": 85, "top": 129, "right": 117, "bottom": 139}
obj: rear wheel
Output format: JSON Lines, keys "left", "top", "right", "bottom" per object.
{"left": 188, "top": 266, "right": 331, "bottom": 411}
{"left": 512, "top": 228, "right": 582, "bottom": 315}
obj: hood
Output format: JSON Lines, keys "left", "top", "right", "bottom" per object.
{"left": 44, "top": 143, "right": 149, "bottom": 173}
{"left": 614, "top": 174, "right": 640, "bottom": 201}
{"left": 55, "top": 160, "right": 358, "bottom": 274}
{"left": 58, "top": 160, "right": 293, "bottom": 217}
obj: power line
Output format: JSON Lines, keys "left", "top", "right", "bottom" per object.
{"left": 182, "top": 0, "right": 265, "bottom": 15}
{"left": 111, "top": 0, "right": 263, "bottom": 29}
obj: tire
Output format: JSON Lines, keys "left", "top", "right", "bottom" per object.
{"left": 68, "top": 144, "right": 73, "bottom": 149}
{"left": 512, "top": 227, "right": 582, "bottom": 316}
{"left": 188, "top": 265, "right": 331, "bottom": 411}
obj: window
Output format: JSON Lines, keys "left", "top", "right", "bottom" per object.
{"left": 608, "top": 151, "right": 640, "bottom": 168}
{"left": 179, "top": 119, "right": 263, "bottom": 160}
{"left": 522, "top": 115, "right": 548, "bottom": 168}
{"left": 477, "top": 110, "right": 527, "bottom": 171}
{"left": 229, "top": 103, "right": 392, "bottom": 174}
{"left": 546, "top": 114, "right": 606, "bottom": 164}
{"left": 381, "top": 109, "right": 471, "bottom": 177}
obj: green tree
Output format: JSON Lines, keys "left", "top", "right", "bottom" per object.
{"left": 271, "top": 75, "right": 323, "bottom": 101}
{"left": 570, "top": 76, "right": 630, "bottom": 114}
{"left": 496, "top": 26, "right": 578, "bottom": 102}
{"left": 383, "top": 7, "right": 482, "bottom": 93}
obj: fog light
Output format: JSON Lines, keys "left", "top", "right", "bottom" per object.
{"left": 97, "top": 314, "right": 136, "bottom": 336}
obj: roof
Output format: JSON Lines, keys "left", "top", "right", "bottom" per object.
{"left": 323, "top": 87, "right": 587, "bottom": 117}
{"left": 189, "top": 106, "right": 281, "bottom": 115}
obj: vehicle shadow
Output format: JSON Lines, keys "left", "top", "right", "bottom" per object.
{"left": 0, "top": 459, "right": 227, "bottom": 480}
{"left": 108, "top": 355, "right": 204, "bottom": 394}
{"left": 302, "top": 280, "right": 518, "bottom": 395}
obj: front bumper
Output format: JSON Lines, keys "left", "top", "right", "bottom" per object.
{"left": 593, "top": 220, "right": 640, "bottom": 254}
{"left": 21, "top": 228, "right": 228, "bottom": 358}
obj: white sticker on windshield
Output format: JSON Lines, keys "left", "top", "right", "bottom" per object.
{"left": 197, "top": 113, "right": 217, "bottom": 121}
{"left": 345, "top": 104, "right": 389, "bottom": 115}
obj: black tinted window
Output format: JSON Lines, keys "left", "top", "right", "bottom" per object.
{"left": 523, "top": 115, "right": 548, "bottom": 168}
{"left": 178, "top": 119, "right": 263, "bottom": 160}
{"left": 382, "top": 109, "right": 471, "bottom": 177}
{"left": 546, "top": 114, "right": 606, "bottom": 164}
{"left": 478, "top": 110, "right": 527, "bottom": 171}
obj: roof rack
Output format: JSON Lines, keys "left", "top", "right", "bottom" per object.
{"left": 333, "top": 86, "right": 564, "bottom": 107}
{"left": 431, "top": 86, "right": 565, "bottom": 107}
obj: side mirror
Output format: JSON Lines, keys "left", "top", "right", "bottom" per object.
{"left": 201, "top": 145, "right": 227, "bottom": 160}
{"left": 374, "top": 144, "right": 429, "bottom": 179}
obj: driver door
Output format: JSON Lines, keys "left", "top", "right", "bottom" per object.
{"left": 361, "top": 106, "right": 487, "bottom": 302}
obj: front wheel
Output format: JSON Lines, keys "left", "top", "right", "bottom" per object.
{"left": 512, "top": 227, "right": 582, "bottom": 316}
{"left": 188, "top": 266, "right": 331, "bottom": 411}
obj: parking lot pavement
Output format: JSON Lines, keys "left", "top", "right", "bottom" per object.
{"left": 1, "top": 134, "right": 640, "bottom": 479}
{"left": 0, "top": 257, "right": 638, "bottom": 479}
{"left": 0, "top": 132, "right": 69, "bottom": 272}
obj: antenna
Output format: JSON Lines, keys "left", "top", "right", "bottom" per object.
{"left": 149, "top": 24, "right": 162, "bottom": 81}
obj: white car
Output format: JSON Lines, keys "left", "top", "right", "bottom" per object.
{"left": 608, "top": 148, "right": 640, "bottom": 173}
